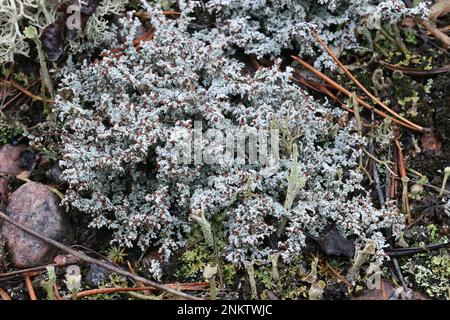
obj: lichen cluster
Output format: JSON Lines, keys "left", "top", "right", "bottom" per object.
{"left": 0, "top": 0, "right": 128, "bottom": 64}
{"left": 54, "top": 6, "right": 405, "bottom": 275}
{"left": 197, "top": 0, "right": 428, "bottom": 69}
{"left": 401, "top": 225, "right": 450, "bottom": 299}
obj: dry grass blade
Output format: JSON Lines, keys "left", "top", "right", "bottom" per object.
{"left": 290, "top": 55, "right": 418, "bottom": 131}
{"left": 0, "top": 211, "right": 202, "bottom": 301}
{"left": 311, "top": 31, "right": 426, "bottom": 132}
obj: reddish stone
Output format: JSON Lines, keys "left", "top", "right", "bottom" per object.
{"left": 0, "top": 182, "right": 72, "bottom": 268}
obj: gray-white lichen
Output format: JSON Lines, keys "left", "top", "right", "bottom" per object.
{"left": 54, "top": 7, "right": 405, "bottom": 272}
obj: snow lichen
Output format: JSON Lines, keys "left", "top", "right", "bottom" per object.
{"left": 54, "top": 8, "right": 405, "bottom": 275}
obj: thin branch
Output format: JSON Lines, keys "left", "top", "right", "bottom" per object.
{"left": 311, "top": 31, "right": 426, "bottom": 132}
{"left": 395, "top": 140, "right": 411, "bottom": 224}
{"left": 76, "top": 283, "right": 208, "bottom": 299}
{"left": 0, "top": 265, "right": 50, "bottom": 279}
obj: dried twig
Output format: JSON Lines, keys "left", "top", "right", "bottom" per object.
{"left": 0, "top": 265, "right": 51, "bottom": 280}
{"left": 385, "top": 242, "right": 450, "bottom": 257}
{"left": 290, "top": 55, "right": 418, "bottom": 131}
{"left": 379, "top": 60, "right": 450, "bottom": 76}
{"left": 391, "top": 257, "right": 408, "bottom": 291}
{"left": 370, "top": 142, "right": 385, "bottom": 207}
{"left": 311, "top": 31, "right": 426, "bottom": 132}
{"left": 134, "top": 11, "right": 181, "bottom": 19}
{"left": 99, "top": 28, "right": 156, "bottom": 59}
{"left": 0, "top": 79, "right": 54, "bottom": 104}
{"left": 0, "top": 79, "right": 39, "bottom": 111}
{"left": 0, "top": 211, "right": 202, "bottom": 300}
{"left": 76, "top": 283, "right": 208, "bottom": 299}
{"left": 418, "top": 19, "right": 450, "bottom": 48}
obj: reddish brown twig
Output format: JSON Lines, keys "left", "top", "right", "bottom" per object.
{"left": 311, "top": 31, "right": 426, "bottom": 132}
{"left": 0, "top": 79, "right": 40, "bottom": 111}
{"left": 418, "top": 19, "right": 450, "bottom": 48}
{"left": 390, "top": 146, "right": 399, "bottom": 199}
{"left": 291, "top": 55, "right": 418, "bottom": 131}
{"left": 134, "top": 11, "right": 181, "bottom": 19}
{"left": 0, "top": 286, "right": 11, "bottom": 300}
{"left": 0, "top": 79, "right": 54, "bottom": 104}
{"left": 291, "top": 72, "right": 354, "bottom": 113}
{"left": 76, "top": 282, "right": 208, "bottom": 299}
{"left": 23, "top": 273, "right": 37, "bottom": 300}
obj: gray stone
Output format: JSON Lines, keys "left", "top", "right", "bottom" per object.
{"left": 86, "top": 263, "right": 111, "bottom": 287}
{"left": 0, "top": 182, "right": 72, "bottom": 268}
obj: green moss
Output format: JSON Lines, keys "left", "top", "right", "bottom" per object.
{"left": 175, "top": 214, "right": 236, "bottom": 285}
{"left": 176, "top": 244, "right": 209, "bottom": 280}
{"left": 405, "top": 30, "right": 417, "bottom": 45}
{"left": 401, "top": 224, "right": 450, "bottom": 299}
{"left": 398, "top": 90, "right": 419, "bottom": 107}
{"left": 255, "top": 267, "right": 275, "bottom": 290}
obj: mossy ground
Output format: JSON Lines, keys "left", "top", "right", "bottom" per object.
{"left": 0, "top": 13, "right": 449, "bottom": 300}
